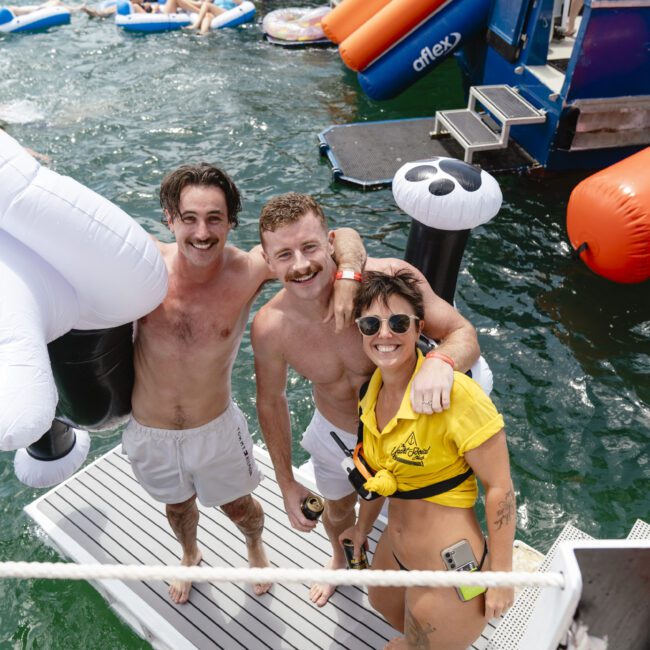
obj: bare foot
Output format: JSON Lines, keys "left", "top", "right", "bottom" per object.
{"left": 169, "top": 549, "right": 202, "bottom": 604}
{"left": 309, "top": 556, "right": 345, "bottom": 607}
{"left": 247, "top": 538, "right": 272, "bottom": 596}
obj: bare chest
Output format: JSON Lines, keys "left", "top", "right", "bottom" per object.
{"left": 140, "top": 281, "right": 253, "bottom": 349}
{"left": 283, "top": 324, "right": 373, "bottom": 386}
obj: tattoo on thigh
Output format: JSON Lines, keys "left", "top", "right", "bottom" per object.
{"left": 494, "top": 489, "right": 516, "bottom": 530}
{"left": 404, "top": 603, "right": 435, "bottom": 650}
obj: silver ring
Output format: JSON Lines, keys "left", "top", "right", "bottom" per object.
{"left": 423, "top": 400, "right": 433, "bottom": 406}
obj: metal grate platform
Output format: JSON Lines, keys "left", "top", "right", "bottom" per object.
{"left": 487, "top": 523, "right": 594, "bottom": 650}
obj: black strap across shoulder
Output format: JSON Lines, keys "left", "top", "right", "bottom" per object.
{"left": 356, "top": 380, "right": 370, "bottom": 445}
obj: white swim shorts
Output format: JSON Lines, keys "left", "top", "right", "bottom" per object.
{"left": 122, "top": 401, "right": 262, "bottom": 507}
{"left": 300, "top": 409, "right": 357, "bottom": 501}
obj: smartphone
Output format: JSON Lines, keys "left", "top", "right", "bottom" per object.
{"left": 440, "top": 539, "right": 487, "bottom": 602}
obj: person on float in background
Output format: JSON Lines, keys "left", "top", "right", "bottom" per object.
{"left": 189, "top": 0, "right": 241, "bottom": 34}
{"left": 82, "top": 0, "right": 201, "bottom": 18}
{"left": 3, "top": 0, "right": 83, "bottom": 14}
{"left": 122, "top": 165, "right": 364, "bottom": 605}
{"left": 252, "top": 192, "right": 480, "bottom": 607}
{"left": 339, "top": 270, "right": 515, "bottom": 650}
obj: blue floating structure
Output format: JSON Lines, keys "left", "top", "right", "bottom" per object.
{"left": 320, "top": 0, "right": 650, "bottom": 184}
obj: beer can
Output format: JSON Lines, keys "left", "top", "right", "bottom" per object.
{"left": 301, "top": 495, "right": 324, "bottom": 521}
{"left": 342, "top": 538, "right": 369, "bottom": 570}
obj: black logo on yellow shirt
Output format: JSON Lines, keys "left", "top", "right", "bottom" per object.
{"left": 391, "top": 432, "right": 430, "bottom": 466}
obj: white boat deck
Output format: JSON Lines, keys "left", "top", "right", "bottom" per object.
{"left": 25, "top": 445, "right": 503, "bottom": 650}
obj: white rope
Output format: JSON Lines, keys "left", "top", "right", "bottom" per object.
{"left": 0, "top": 562, "right": 565, "bottom": 589}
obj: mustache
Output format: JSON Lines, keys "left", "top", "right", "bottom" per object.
{"left": 285, "top": 263, "right": 322, "bottom": 282}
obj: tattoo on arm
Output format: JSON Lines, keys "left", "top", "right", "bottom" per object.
{"left": 404, "top": 603, "right": 435, "bottom": 650}
{"left": 494, "top": 489, "right": 516, "bottom": 530}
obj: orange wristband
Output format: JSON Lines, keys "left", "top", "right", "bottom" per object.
{"left": 425, "top": 350, "right": 455, "bottom": 369}
{"left": 335, "top": 269, "right": 363, "bottom": 282}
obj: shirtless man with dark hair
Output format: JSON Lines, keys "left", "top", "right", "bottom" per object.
{"left": 123, "top": 167, "right": 364, "bottom": 604}
{"left": 252, "top": 192, "right": 480, "bottom": 606}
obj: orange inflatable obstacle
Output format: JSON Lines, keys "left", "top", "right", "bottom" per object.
{"left": 340, "top": 0, "right": 450, "bottom": 71}
{"left": 567, "top": 147, "right": 650, "bottom": 283}
{"left": 321, "top": 0, "right": 489, "bottom": 100}
{"left": 321, "top": 0, "right": 390, "bottom": 44}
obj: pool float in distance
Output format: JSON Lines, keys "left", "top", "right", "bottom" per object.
{"left": 0, "top": 4, "right": 70, "bottom": 32}
{"left": 262, "top": 5, "right": 331, "bottom": 47}
{"left": 114, "top": 0, "right": 254, "bottom": 32}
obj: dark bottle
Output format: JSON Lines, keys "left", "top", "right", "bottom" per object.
{"left": 301, "top": 495, "right": 324, "bottom": 521}
{"left": 342, "top": 538, "right": 369, "bottom": 570}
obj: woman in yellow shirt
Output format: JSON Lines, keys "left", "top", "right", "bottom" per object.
{"left": 339, "top": 270, "right": 515, "bottom": 650}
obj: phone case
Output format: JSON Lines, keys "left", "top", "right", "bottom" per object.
{"left": 440, "top": 539, "right": 487, "bottom": 602}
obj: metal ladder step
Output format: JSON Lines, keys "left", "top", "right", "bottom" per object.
{"left": 472, "top": 85, "right": 546, "bottom": 123}
{"left": 435, "top": 109, "right": 501, "bottom": 146}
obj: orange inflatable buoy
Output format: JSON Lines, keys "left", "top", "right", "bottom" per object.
{"left": 567, "top": 147, "right": 650, "bottom": 283}
{"left": 321, "top": 0, "right": 389, "bottom": 44}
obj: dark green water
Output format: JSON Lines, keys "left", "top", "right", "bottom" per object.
{"left": 1, "top": 2, "right": 649, "bottom": 647}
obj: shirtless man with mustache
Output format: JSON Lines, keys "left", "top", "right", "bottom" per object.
{"left": 252, "top": 193, "right": 480, "bottom": 606}
{"left": 123, "top": 167, "right": 364, "bottom": 604}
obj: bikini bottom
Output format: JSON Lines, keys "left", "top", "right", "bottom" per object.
{"left": 393, "top": 538, "right": 488, "bottom": 572}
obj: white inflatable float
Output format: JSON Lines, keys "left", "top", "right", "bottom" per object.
{"left": 0, "top": 4, "right": 70, "bottom": 33}
{"left": 209, "top": 0, "right": 254, "bottom": 29}
{"left": 262, "top": 5, "right": 330, "bottom": 46}
{"left": 114, "top": 0, "right": 254, "bottom": 32}
{"left": 0, "top": 130, "right": 167, "bottom": 484}
{"left": 392, "top": 157, "right": 503, "bottom": 395}
{"left": 114, "top": 0, "right": 191, "bottom": 31}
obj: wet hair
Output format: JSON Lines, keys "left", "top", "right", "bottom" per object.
{"left": 159, "top": 163, "right": 242, "bottom": 227}
{"left": 354, "top": 269, "right": 425, "bottom": 321}
{"left": 258, "top": 192, "right": 327, "bottom": 244}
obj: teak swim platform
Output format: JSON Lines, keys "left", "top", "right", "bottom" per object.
{"left": 25, "top": 446, "right": 508, "bottom": 649}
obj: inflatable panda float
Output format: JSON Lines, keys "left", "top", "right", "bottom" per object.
{"left": 392, "top": 157, "right": 503, "bottom": 394}
{"left": 0, "top": 130, "right": 168, "bottom": 487}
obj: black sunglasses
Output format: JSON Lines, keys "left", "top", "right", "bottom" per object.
{"left": 355, "top": 314, "right": 419, "bottom": 336}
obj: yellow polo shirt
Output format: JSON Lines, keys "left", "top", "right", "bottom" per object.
{"left": 359, "top": 351, "right": 505, "bottom": 508}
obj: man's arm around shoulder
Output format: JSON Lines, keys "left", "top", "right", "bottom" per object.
{"left": 329, "top": 227, "right": 367, "bottom": 332}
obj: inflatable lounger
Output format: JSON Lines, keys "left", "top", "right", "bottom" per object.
{"left": 0, "top": 5, "right": 70, "bottom": 32}
{"left": 114, "top": 0, "right": 192, "bottom": 31}
{"left": 263, "top": 6, "right": 330, "bottom": 46}
{"left": 114, "top": 0, "right": 254, "bottom": 32}
{"left": 209, "top": 0, "right": 254, "bottom": 29}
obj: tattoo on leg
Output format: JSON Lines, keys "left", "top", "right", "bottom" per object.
{"left": 404, "top": 603, "right": 435, "bottom": 650}
{"left": 494, "top": 489, "right": 516, "bottom": 530}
